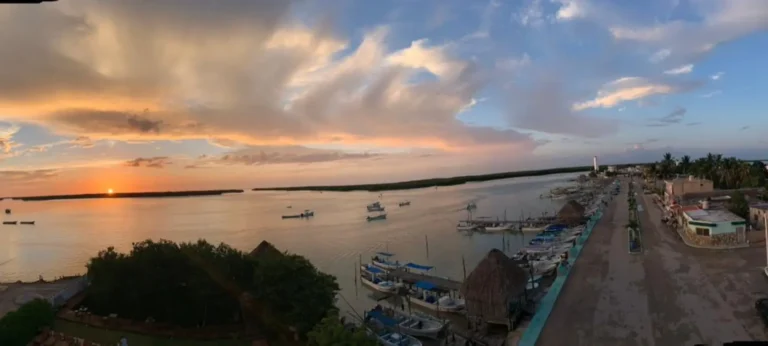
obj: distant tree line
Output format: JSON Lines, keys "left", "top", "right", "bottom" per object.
{"left": 644, "top": 152, "right": 768, "bottom": 190}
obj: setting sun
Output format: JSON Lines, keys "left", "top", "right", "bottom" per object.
{"left": 107, "top": 189, "right": 114, "bottom": 195}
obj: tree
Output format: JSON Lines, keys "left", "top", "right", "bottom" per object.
{"left": 307, "top": 313, "right": 377, "bottom": 346}
{"left": 728, "top": 191, "right": 750, "bottom": 220}
{"left": 0, "top": 299, "right": 55, "bottom": 346}
{"left": 251, "top": 251, "right": 339, "bottom": 336}
{"left": 588, "top": 171, "right": 597, "bottom": 178}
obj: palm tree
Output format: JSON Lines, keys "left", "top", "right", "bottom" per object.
{"left": 660, "top": 152, "right": 675, "bottom": 178}
{"left": 679, "top": 155, "right": 691, "bottom": 175}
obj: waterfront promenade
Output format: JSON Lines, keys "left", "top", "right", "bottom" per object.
{"left": 537, "top": 179, "right": 768, "bottom": 345}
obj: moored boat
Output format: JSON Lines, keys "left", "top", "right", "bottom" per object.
{"left": 368, "top": 202, "right": 386, "bottom": 212}
{"left": 367, "top": 213, "right": 387, "bottom": 222}
{"left": 375, "top": 331, "right": 422, "bottom": 346}
{"left": 365, "top": 306, "right": 446, "bottom": 339}
{"left": 484, "top": 222, "right": 515, "bottom": 232}
{"left": 456, "top": 221, "right": 480, "bottom": 232}
{"left": 20, "top": 221, "right": 35, "bottom": 225}
{"left": 521, "top": 224, "right": 547, "bottom": 232}
{"left": 281, "top": 209, "right": 314, "bottom": 219}
{"left": 372, "top": 252, "right": 402, "bottom": 271}
{"left": 2, "top": 221, "right": 17, "bottom": 225}
{"left": 360, "top": 265, "right": 398, "bottom": 293}
{"left": 407, "top": 281, "right": 465, "bottom": 313}
{"left": 398, "top": 201, "right": 411, "bottom": 207}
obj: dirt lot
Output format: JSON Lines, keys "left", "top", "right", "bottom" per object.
{"left": 537, "top": 179, "right": 768, "bottom": 346}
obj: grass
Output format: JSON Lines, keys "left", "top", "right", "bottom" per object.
{"left": 54, "top": 320, "right": 250, "bottom": 346}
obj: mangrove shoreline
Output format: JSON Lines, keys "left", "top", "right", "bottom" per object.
{"left": 252, "top": 165, "right": 595, "bottom": 192}
{"left": 5, "top": 189, "right": 244, "bottom": 202}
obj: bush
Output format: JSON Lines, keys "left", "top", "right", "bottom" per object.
{"left": 307, "top": 312, "right": 377, "bottom": 346}
{"left": 0, "top": 299, "right": 55, "bottom": 346}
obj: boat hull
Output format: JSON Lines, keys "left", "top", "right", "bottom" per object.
{"left": 408, "top": 296, "right": 465, "bottom": 313}
{"left": 372, "top": 260, "right": 400, "bottom": 271}
{"left": 360, "top": 277, "right": 397, "bottom": 293}
{"left": 377, "top": 333, "right": 423, "bottom": 346}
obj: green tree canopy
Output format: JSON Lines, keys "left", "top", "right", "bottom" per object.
{"left": 307, "top": 313, "right": 377, "bottom": 346}
{"left": 0, "top": 299, "right": 55, "bottom": 346}
{"left": 85, "top": 239, "right": 339, "bottom": 339}
{"left": 728, "top": 191, "right": 750, "bottom": 220}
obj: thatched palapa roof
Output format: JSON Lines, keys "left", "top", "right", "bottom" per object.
{"left": 460, "top": 249, "right": 529, "bottom": 321}
{"left": 249, "top": 240, "right": 282, "bottom": 258}
{"left": 557, "top": 200, "right": 585, "bottom": 224}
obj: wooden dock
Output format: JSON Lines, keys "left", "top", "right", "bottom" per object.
{"left": 388, "top": 269, "right": 462, "bottom": 291}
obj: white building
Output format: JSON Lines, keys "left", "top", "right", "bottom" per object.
{"left": 607, "top": 166, "right": 617, "bottom": 173}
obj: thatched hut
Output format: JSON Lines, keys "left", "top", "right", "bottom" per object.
{"left": 460, "top": 249, "right": 529, "bottom": 328}
{"left": 249, "top": 240, "right": 282, "bottom": 258}
{"left": 558, "top": 200, "right": 586, "bottom": 225}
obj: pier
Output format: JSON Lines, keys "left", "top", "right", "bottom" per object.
{"left": 388, "top": 269, "right": 462, "bottom": 291}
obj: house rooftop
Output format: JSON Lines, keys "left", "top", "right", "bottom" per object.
{"left": 683, "top": 208, "right": 744, "bottom": 223}
{"left": 751, "top": 203, "right": 768, "bottom": 211}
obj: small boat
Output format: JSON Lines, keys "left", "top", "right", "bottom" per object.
{"left": 523, "top": 243, "right": 573, "bottom": 255}
{"left": 20, "top": 221, "right": 35, "bottom": 225}
{"left": 368, "top": 205, "right": 386, "bottom": 212}
{"left": 398, "top": 201, "right": 411, "bottom": 207}
{"left": 282, "top": 210, "right": 314, "bottom": 219}
{"left": 2, "top": 221, "right": 17, "bottom": 225}
{"left": 484, "top": 223, "right": 515, "bottom": 232}
{"left": 371, "top": 252, "right": 402, "bottom": 270}
{"left": 456, "top": 221, "right": 480, "bottom": 232}
{"left": 465, "top": 202, "right": 477, "bottom": 210}
{"left": 521, "top": 225, "right": 546, "bottom": 232}
{"left": 408, "top": 281, "right": 465, "bottom": 313}
{"left": 4, "top": 209, "right": 10, "bottom": 214}
{"left": 376, "top": 331, "right": 422, "bottom": 346}
{"left": 360, "top": 265, "right": 398, "bottom": 293}
{"left": 365, "top": 306, "right": 446, "bottom": 339}
{"left": 367, "top": 213, "right": 387, "bottom": 222}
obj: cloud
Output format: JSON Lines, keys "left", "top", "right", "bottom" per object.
{"left": 686, "top": 122, "right": 702, "bottom": 126}
{"left": 70, "top": 136, "right": 94, "bottom": 149}
{"left": 740, "top": 125, "right": 750, "bottom": 131}
{"left": 700, "top": 90, "right": 722, "bottom": 98}
{"left": 649, "top": 49, "right": 671, "bottom": 63}
{"left": 496, "top": 54, "right": 532, "bottom": 72}
{"left": 505, "top": 73, "right": 620, "bottom": 137}
{"left": 711, "top": 72, "right": 724, "bottom": 80}
{"left": 124, "top": 157, "right": 172, "bottom": 168}
{"left": 516, "top": 0, "right": 546, "bottom": 27}
{"left": 572, "top": 77, "right": 703, "bottom": 111}
{"left": 206, "top": 145, "right": 383, "bottom": 166}
{"left": 646, "top": 107, "right": 686, "bottom": 127}
{"left": 0, "top": 123, "right": 20, "bottom": 154}
{"left": 0, "top": 169, "right": 59, "bottom": 183}
{"left": 0, "top": 0, "right": 536, "bottom": 155}
{"left": 664, "top": 64, "right": 694, "bottom": 75}
{"left": 609, "top": 0, "right": 768, "bottom": 62}
{"left": 554, "top": 0, "right": 589, "bottom": 21}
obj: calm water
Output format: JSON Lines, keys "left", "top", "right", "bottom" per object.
{"left": 0, "top": 173, "right": 577, "bottom": 313}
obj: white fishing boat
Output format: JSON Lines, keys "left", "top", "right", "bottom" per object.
{"left": 408, "top": 281, "right": 465, "bottom": 313}
{"left": 368, "top": 213, "right": 387, "bottom": 222}
{"left": 371, "top": 252, "right": 402, "bottom": 271}
{"left": 360, "top": 265, "right": 398, "bottom": 293}
{"left": 484, "top": 222, "right": 515, "bottom": 232}
{"left": 519, "top": 259, "right": 558, "bottom": 276}
{"left": 456, "top": 221, "right": 480, "bottom": 232}
{"left": 365, "top": 307, "right": 446, "bottom": 339}
{"left": 376, "top": 331, "right": 422, "bottom": 346}
{"left": 521, "top": 224, "right": 547, "bottom": 232}
{"left": 368, "top": 201, "right": 386, "bottom": 212}
{"left": 523, "top": 243, "right": 573, "bottom": 255}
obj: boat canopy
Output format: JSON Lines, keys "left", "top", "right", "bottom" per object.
{"left": 414, "top": 281, "right": 437, "bottom": 290}
{"left": 367, "top": 310, "right": 399, "bottom": 327}
{"left": 405, "top": 263, "right": 433, "bottom": 271}
{"left": 364, "top": 265, "right": 385, "bottom": 274}
{"left": 546, "top": 224, "right": 567, "bottom": 231}
{"left": 376, "top": 252, "right": 395, "bottom": 257}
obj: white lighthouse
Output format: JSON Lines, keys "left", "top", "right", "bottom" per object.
{"left": 593, "top": 156, "right": 599, "bottom": 172}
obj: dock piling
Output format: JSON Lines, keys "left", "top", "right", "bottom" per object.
{"left": 425, "top": 235, "right": 430, "bottom": 259}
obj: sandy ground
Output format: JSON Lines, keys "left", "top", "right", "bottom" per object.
{"left": 537, "top": 179, "right": 768, "bottom": 346}
{"left": 0, "top": 279, "right": 79, "bottom": 318}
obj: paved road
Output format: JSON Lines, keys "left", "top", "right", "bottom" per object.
{"left": 537, "top": 179, "right": 768, "bottom": 346}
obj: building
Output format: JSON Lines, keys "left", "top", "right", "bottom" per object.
{"left": 607, "top": 166, "right": 617, "bottom": 173}
{"left": 593, "top": 156, "right": 598, "bottom": 171}
{"left": 750, "top": 204, "right": 768, "bottom": 231}
{"left": 680, "top": 206, "right": 746, "bottom": 245}
{"left": 664, "top": 176, "right": 713, "bottom": 205}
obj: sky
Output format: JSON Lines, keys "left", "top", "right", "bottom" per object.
{"left": 0, "top": 0, "right": 767, "bottom": 196}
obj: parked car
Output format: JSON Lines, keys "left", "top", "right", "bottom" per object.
{"left": 755, "top": 298, "right": 768, "bottom": 327}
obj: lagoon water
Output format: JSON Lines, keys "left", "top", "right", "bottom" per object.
{"left": 0, "top": 172, "right": 577, "bottom": 314}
